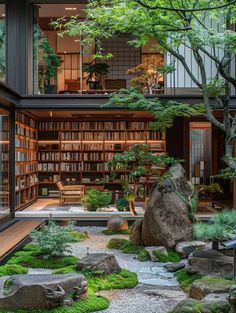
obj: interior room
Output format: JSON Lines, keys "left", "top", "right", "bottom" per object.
{"left": 33, "top": 3, "right": 164, "bottom": 95}
{"left": 14, "top": 109, "right": 166, "bottom": 214}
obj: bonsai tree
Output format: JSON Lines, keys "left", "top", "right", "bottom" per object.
{"left": 107, "top": 143, "right": 180, "bottom": 215}
{"left": 83, "top": 59, "right": 109, "bottom": 89}
{"left": 194, "top": 209, "right": 236, "bottom": 250}
{"left": 127, "top": 56, "right": 165, "bottom": 94}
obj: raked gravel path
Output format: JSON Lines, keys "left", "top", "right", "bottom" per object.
{"left": 70, "top": 226, "right": 187, "bottom": 313}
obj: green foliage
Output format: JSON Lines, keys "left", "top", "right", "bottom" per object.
{"left": 7, "top": 249, "right": 78, "bottom": 269}
{"left": 169, "top": 299, "right": 230, "bottom": 313}
{"left": 0, "top": 293, "right": 110, "bottom": 313}
{"left": 82, "top": 189, "right": 112, "bottom": 211}
{"left": 115, "top": 197, "right": 129, "bottom": 211}
{"left": 107, "top": 238, "right": 150, "bottom": 262}
{"left": 174, "top": 268, "right": 203, "bottom": 292}
{"left": 153, "top": 250, "right": 181, "bottom": 263}
{"left": 30, "top": 219, "right": 77, "bottom": 258}
{"left": 0, "top": 264, "right": 28, "bottom": 277}
{"left": 70, "top": 231, "right": 89, "bottom": 242}
{"left": 104, "top": 88, "right": 205, "bottom": 131}
{"left": 102, "top": 228, "right": 130, "bottom": 235}
{"left": 88, "top": 269, "right": 138, "bottom": 292}
{"left": 194, "top": 209, "right": 236, "bottom": 242}
{"left": 197, "top": 183, "right": 223, "bottom": 196}
{"left": 83, "top": 60, "right": 109, "bottom": 85}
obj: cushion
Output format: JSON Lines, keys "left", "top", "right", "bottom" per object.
{"left": 62, "top": 191, "right": 83, "bottom": 195}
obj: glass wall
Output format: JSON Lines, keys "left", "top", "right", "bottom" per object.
{"left": 189, "top": 122, "right": 212, "bottom": 185}
{"left": 0, "top": 4, "right": 6, "bottom": 83}
{"left": 32, "top": 4, "right": 164, "bottom": 95}
{"left": 0, "top": 109, "right": 9, "bottom": 222}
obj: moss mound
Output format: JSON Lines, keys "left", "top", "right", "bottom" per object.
{"left": 107, "top": 238, "right": 150, "bottom": 262}
{"left": 88, "top": 269, "right": 138, "bottom": 292}
{"left": 0, "top": 293, "right": 109, "bottom": 313}
{"left": 0, "top": 264, "right": 28, "bottom": 277}
{"left": 53, "top": 265, "right": 77, "bottom": 274}
{"left": 70, "top": 231, "right": 88, "bottom": 242}
{"left": 153, "top": 250, "right": 181, "bottom": 263}
{"left": 175, "top": 268, "right": 203, "bottom": 292}
{"left": 102, "top": 229, "right": 130, "bottom": 235}
{"left": 169, "top": 299, "right": 230, "bottom": 313}
{"left": 7, "top": 249, "right": 78, "bottom": 269}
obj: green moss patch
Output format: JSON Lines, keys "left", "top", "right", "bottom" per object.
{"left": 70, "top": 231, "right": 89, "bottom": 242}
{"left": 0, "top": 264, "right": 28, "bottom": 277}
{"left": 153, "top": 250, "right": 181, "bottom": 263}
{"left": 102, "top": 228, "right": 130, "bottom": 235}
{"left": 107, "top": 238, "right": 150, "bottom": 262}
{"left": 88, "top": 269, "right": 138, "bottom": 292}
{"left": 0, "top": 293, "right": 109, "bottom": 313}
{"left": 174, "top": 268, "right": 203, "bottom": 292}
{"left": 193, "top": 276, "right": 233, "bottom": 289}
{"left": 7, "top": 250, "right": 78, "bottom": 269}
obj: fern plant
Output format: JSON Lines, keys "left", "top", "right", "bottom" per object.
{"left": 82, "top": 189, "right": 112, "bottom": 211}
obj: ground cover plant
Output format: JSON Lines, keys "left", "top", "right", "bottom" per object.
{"left": 102, "top": 228, "right": 131, "bottom": 235}
{"left": 0, "top": 264, "right": 28, "bottom": 277}
{"left": 174, "top": 268, "right": 203, "bottom": 292}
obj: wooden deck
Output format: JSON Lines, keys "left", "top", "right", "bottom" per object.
{"left": 0, "top": 220, "right": 41, "bottom": 260}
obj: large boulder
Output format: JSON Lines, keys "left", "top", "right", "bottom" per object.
{"left": 175, "top": 241, "right": 206, "bottom": 258}
{"left": 170, "top": 298, "right": 230, "bottom": 313}
{"left": 187, "top": 249, "right": 233, "bottom": 276}
{"left": 190, "top": 276, "right": 233, "bottom": 300}
{"left": 141, "top": 164, "right": 195, "bottom": 248}
{"left": 107, "top": 217, "right": 128, "bottom": 231}
{"left": 77, "top": 253, "right": 121, "bottom": 275}
{"left": 0, "top": 274, "right": 87, "bottom": 310}
{"left": 164, "top": 261, "right": 186, "bottom": 272}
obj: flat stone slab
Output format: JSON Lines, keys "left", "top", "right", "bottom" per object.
{"left": 139, "top": 278, "right": 179, "bottom": 287}
{"left": 164, "top": 261, "right": 186, "bottom": 272}
{"left": 143, "top": 289, "right": 187, "bottom": 300}
{"left": 138, "top": 267, "right": 174, "bottom": 279}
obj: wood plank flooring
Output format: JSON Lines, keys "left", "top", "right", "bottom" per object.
{"left": 0, "top": 220, "right": 41, "bottom": 259}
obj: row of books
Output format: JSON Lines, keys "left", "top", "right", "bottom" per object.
{"left": 16, "top": 163, "right": 37, "bottom": 175}
{"left": 1, "top": 152, "right": 8, "bottom": 161}
{"left": 61, "top": 152, "right": 81, "bottom": 161}
{"left": 39, "top": 121, "right": 128, "bottom": 131}
{"left": 61, "top": 162, "right": 81, "bottom": 171}
{"left": 16, "top": 125, "right": 37, "bottom": 139}
{"left": 0, "top": 132, "right": 9, "bottom": 141}
{"left": 16, "top": 186, "right": 37, "bottom": 207}
{"left": 83, "top": 152, "right": 104, "bottom": 161}
{"left": 16, "top": 174, "right": 38, "bottom": 190}
{"left": 16, "top": 112, "right": 37, "bottom": 129}
{"left": 16, "top": 151, "right": 37, "bottom": 162}
{"left": 38, "top": 152, "right": 60, "bottom": 161}
{"left": 60, "top": 143, "right": 121, "bottom": 151}
{"left": 16, "top": 138, "right": 37, "bottom": 150}
{"left": 38, "top": 163, "right": 60, "bottom": 172}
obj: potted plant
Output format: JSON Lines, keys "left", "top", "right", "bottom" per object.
{"left": 83, "top": 60, "right": 109, "bottom": 90}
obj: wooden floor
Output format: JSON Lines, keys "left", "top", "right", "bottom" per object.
{"left": 0, "top": 220, "right": 41, "bottom": 259}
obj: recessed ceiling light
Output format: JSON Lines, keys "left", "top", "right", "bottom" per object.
{"left": 74, "top": 39, "right": 80, "bottom": 42}
{"left": 1, "top": 13, "right": 5, "bottom": 17}
{"left": 65, "top": 7, "right": 77, "bottom": 11}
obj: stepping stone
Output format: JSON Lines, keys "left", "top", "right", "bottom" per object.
{"left": 139, "top": 278, "right": 179, "bottom": 287}
{"left": 143, "top": 289, "right": 187, "bottom": 300}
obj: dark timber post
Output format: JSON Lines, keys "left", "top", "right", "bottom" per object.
{"left": 9, "top": 110, "right": 15, "bottom": 218}
{"left": 6, "top": 0, "right": 33, "bottom": 94}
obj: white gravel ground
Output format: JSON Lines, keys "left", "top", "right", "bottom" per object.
{"left": 71, "top": 226, "right": 187, "bottom": 313}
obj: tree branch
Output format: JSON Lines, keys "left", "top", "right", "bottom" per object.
{"left": 135, "top": 0, "right": 236, "bottom": 12}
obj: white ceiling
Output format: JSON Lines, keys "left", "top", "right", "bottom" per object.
{"left": 39, "top": 4, "right": 86, "bottom": 18}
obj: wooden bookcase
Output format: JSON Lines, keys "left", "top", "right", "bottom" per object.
{"left": 15, "top": 112, "right": 38, "bottom": 209}
{"left": 38, "top": 120, "right": 166, "bottom": 198}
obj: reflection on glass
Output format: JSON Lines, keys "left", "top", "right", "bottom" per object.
{"left": 0, "top": 4, "right": 6, "bottom": 83}
{"left": 0, "top": 109, "right": 9, "bottom": 222}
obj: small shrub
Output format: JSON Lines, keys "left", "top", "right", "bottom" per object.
{"left": 30, "top": 219, "right": 77, "bottom": 258}
{"left": 153, "top": 250, "right": 181, "bottom": 263}
{"left": 70, "top": 231, "right": 89, "bottom": 242}
{"left": 137, "top": 249, "right": 150, "bottom": 262}
{"left": 82, "top": 189, "right": 112, "bottom": 211}
{"left": 115, "top": 198, "right": 129, "bottom": 211}
{"left": 0, "top": 264, "right": 28, "bottom": 277}
{"left": 175, "top": 268, "right": 203, "bottom": 292}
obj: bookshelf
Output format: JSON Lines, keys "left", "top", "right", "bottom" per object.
{"left": 38, "top": 120, "right": 166, "bottom": 198}
{"left": 15, "top": 112, "right": 38, "bottom": 209}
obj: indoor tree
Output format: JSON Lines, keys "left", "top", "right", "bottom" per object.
{"left": 53, "top": 0, "right": 236, "bottom": 177}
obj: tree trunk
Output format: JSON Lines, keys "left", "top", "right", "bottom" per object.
{"left": 129, "top": 200, "right": 137, "bottom": 216}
